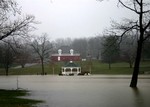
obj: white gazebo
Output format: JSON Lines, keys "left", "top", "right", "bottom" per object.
{"left": 61, "top": 61, "right": 81, "bottom": 75}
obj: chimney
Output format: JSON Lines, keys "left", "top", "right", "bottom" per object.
{"left": 70, "top": 49, "right": 74, "bottom": 55}
{"left": 58, "top": 49, "right": 62, "bottom": 55}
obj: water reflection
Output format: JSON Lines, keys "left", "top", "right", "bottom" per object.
{"left": 132, "top": 87, "right": 144, "bottom": 107}
{"left": 0, "top": 75, "right": 150, "bottom": 107}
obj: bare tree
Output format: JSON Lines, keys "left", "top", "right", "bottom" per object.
{"left": 120, "top": 32, "right": 137, "bottom": 68}
{"left": 52, "top": 38, "right": 72, "bottom": 53}
{"left": 88, "top": 36, "right": 102, "bottom": 60}
{"left": 101, "top": 35, "right": 120, "bottom": 70}
{"left": 0, "top": 41, "right": 15, "bottom": 75}
{"left": 0, "top": 0, "right": 36, "bottom": 41}
{"left": 15, "top": 42, "right": 32, "bottom": 68}
{"left": 31, "top": 33, "right": 53, "bottom": 75}
{"left": 115, "top": 0, "right": 150, "bottom": 87}
{"left": 71, "top": 38, "right": 88, "bottom": 58}
{"left": 0, "top": 15, "right": 36, "bottom": 41}
{"left": 54, "top": 38, "right": 72, "bottom": 49}
{"left": 0, "top": 0, "right": 19, "bottom": 14}
{"left": 0, "top": 0, "right": 37, "bottom": 73}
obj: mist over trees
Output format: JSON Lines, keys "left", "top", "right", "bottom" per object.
{"left": 0, "top": 0, "right": 150, "bottom": 81}
{"left": 101, "top": 36, "right": 120, "bottom": 69}
{"left": 88, "top": 36, "right": 102, "bottom": 60}
{"left": 0, "top": 41, "right": 15, "bottom": 75}
{"left": 14, "top": 39, "right": 33, "bottom": 68}
{"left": 0, "top": 0, "right": 36, "bottom": 41}
{"left": 110, "top": 0, "right": 150, "bottom": 87}
{"left": 71, "top": 38, "right": 88, "bottom": 58}
{"left": 52, "top": 36, "right": 103, "bottom": 59}
{"left": 30, "top": 34, "right": 53, "bottom": 75}
{"left": 143, "top": 38, "right": 150, "bottom": 60}
{"left": 0, "top": 0, "right": 37, "bottom": 75}
{"left": 97, "top": 0, "right": 150, "bottom": 87}
{"left": 119, "top": 32, "right": 137, "bottom": 68}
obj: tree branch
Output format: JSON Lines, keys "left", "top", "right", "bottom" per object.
{"left": 0, "top": 15, "right": 35, "bottom": 40}
{"left": 143, "top": 30, "right": 150, "bottom": 41}
{"left": 116, "top": 24, "right": 138, "bottom": 44}
{"left": 135, "top": 0, "right": 141, "bottom": 5}
{"left": 119, "top": 0, "right": 140, "bottom": 14}
{"left": 143, "top": 20, "right": 150, "bottom": 32}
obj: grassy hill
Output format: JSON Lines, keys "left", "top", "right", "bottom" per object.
{"left": 0, "top": 61, "right": 150, "bottom": 75}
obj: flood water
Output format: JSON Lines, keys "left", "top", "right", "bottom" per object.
{"left": 0, "top": 75, "right": 150, "bottom": 107}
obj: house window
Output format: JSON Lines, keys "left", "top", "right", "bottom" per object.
{"left": 58, "top": 57, "right": 60, "bottom": 61}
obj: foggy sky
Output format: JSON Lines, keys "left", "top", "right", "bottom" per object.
{"left": 17, "top": 0, "right": 137, "bottom": 40}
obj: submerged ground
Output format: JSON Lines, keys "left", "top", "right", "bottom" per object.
{"left": 0, "top": 89, "right": 42, "bottom": 107}
{"left": 0, "top": 75, "right": 150, "bottom": 107}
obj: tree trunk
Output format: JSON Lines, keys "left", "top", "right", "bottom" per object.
{"left": 41, "top": 58, "right": 45, "bottom": 75}
{"left": 108, "top": 57, "right": 111, "bottom": 70}
{"left": 108, "top": 62, "right": 111, "bottom": 70}
{"left": 129, "top": 61, "right": 133, "bottom": 68}
{"left": 5, "top": 65, "right": 9, "bottom": 76}
{"left": 130, "top": 40, "right": 143, "bottom": 87}
{"left": 21, "top": 64, "right": 25, "bottom": 68}
{"left": 130, "top": 1, "right": 144, "bottom": 87}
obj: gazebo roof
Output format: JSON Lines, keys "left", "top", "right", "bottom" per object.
{"left": 63, "top": 61, "right": 80, "bottom": 67}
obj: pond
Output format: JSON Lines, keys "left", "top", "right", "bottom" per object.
{"left": 0, "top": 75, "right": 150, "bottom": 107}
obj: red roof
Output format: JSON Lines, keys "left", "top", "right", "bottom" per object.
{"left": 51, "top": 54, "right": 80, "bottom": 61}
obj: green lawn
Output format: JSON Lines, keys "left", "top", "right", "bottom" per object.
{"left": 91, "top": 61, "right": 133, "bottom": 74}
{"left": 0, "top": 89, "right": 43, "bottom": 107}
{"left": 91, "top": 61, "right": 150, "bottom": 74}
{"left": 0, "top": 61, "right": 150, "bottom": 75}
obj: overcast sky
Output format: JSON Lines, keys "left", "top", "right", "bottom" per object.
{"left": 17, "top": 0, "right": 136, "bottom": 40}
